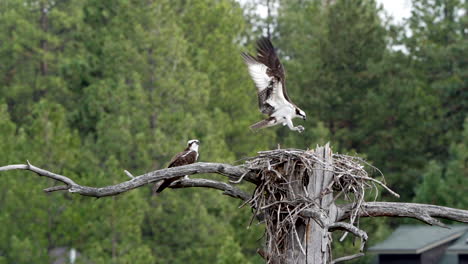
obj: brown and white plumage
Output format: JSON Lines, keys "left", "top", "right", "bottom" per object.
{"left": 242, "top": 37, "right": 306, "bottom": 132}
{"left": 152, "top": 139, "right": 199, "bottom": 194}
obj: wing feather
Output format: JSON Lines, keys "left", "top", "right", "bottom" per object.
{"left": 270, "top": 81, "right": 290, "bottom": 109}
{"left": 255, "top": 37, "right": 285, "bottom": 81}
{"left": 242, "top": 37, "right": 296, "bottom": 110}
{"left": 168, "top": 150, "right": 195, "bottom": 167}
{"left": 241, "top": 52, "right": 271, "bottom": 92}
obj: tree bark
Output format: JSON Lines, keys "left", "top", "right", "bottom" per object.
{"left": 2, "top": 146, "right": 468, "bottom": 264}
{"left": 278, "top": 144, "right": 336, "bottom": 263}
{"left": 305, "top": 144, "right": 336, "bottom": 263}
{"left": 285, "top": 144, "right": 339, "bottom": 263}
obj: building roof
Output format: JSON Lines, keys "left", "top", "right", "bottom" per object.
{"left": 368, "top": 225, "right": 468, "bottom": 254}
{"left": 447, "top": 229, "right": 468, "bottom": 254}
{"left": 438, "top": 253, "right": 458, "bottom": 264}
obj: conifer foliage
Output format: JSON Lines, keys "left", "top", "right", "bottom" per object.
{"left": 0, "top": 0, "right": 466, "bottom": 263}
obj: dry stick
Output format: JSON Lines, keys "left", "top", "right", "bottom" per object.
{"left": 353, "top": 175, "right": 400, "bottom": 198}
{"left": 327, "top": 222, "right": 368, "bottom": 253}
{"left": 0, "top": 161, "right": 255, "bottom": 198}
{"left": 124, "top": 170, "right": 135, "bottom": 179}
{"left": 331, "top": 253, "right": 365, "bottom": 264}
{"left": 277, "top": 203, "right": 282, "bottom": 231}
{"left": 170, "top": 178, "right": 251, "bottom": 201}
{"left": 287, "top": 206, "right": 306, "bottom": 256}
{"left": 229, "top": 171, "right": 249, "bottom": 184}
{"left": 341, "top": 182, "right": 366, "bottom": 242}
{"left": 337, "top": 202, "right": 468, "bottom": 226}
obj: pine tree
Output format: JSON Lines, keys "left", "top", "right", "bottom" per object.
{"left": 403, "top": 0, "right": 467, "bottom": 154}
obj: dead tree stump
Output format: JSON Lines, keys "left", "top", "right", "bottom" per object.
{"left": 305, "top": 145, "right": 336, "bottom": 263}
{"left": 3, "top": 144, "right": 467, "bottom": 264}
{"left": 246, "top": 143, "right": 374, "bottom": 264}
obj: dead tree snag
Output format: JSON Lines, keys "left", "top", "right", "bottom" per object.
{"left": 1, "top": 144, "right": 467, "bottom": 263}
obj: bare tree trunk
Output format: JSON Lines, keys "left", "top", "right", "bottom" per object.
{"left": 305, "top": 145, "right": 335, "bottom": 263}
{"left": 282, "top": 144, "right": 335, "bottom": 263}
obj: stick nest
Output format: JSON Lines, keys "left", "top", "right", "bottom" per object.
{"left": 242, "top": 148, "right": 397, "bottom": 262}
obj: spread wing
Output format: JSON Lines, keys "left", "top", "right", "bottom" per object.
{"left": 168, "top": 150, "right": 197, "bottom": 168}
{"left": 241, "top": 52, "right": 275, "bottom": 114}
{"left": 241, "top": 37, "right": 294, "bottom": 112}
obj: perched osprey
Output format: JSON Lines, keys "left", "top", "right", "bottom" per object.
{"left": 242, "top": 37, "right": 306, "bottom": 132}
{"left": 152, "top": 139, "right": 200, "bottom": 194}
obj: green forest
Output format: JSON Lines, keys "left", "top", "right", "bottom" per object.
{"left": 0, "top": 0, "right": 466, "bottom": 263}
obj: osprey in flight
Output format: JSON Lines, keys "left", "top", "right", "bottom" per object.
{"left": 152, "top": 139, "right": 200, "bottom": 194}
{"left": 242, "top": 37, "right": 306, "bottom": 133}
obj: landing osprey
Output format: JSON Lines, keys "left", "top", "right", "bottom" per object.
{"left": 242, "top": 37, "right": 306, "bottom": 132}
{"left": 152, "top": 139, "right": 200, "bottom": 194}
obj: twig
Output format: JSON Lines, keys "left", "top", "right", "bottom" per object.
{"left": 124, "top": 170, "right": 135, "bottom": 179}
{"left": 170, "top": 178, "right": 251, "bottom": 201}
{"left": 331, "top": 253, "right": 365, "bottom": 264}
{"left": 229, "top": 171, "right": 248, "bottom": 184}
{"left": 352, "top": 175, "right": 400, "bottom": 198}
{"left": 327, "top": 222, "right": 368, "bottom": 251}
{"left": 44, "top": 185, "right": 69, "bottom": 192}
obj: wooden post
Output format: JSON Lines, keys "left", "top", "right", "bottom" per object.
{"left": 284, "top": 144, "right": 336, "bottom": 263}
{"left": 305, "top": 144, "right": 336, "bottom": 263}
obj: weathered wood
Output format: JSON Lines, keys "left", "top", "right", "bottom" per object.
{"left": 285, "top": 153, "right": 309, "bottom": 263}
{"left": 284, "top": 144, "right": 336, "bottom": 263}
{"left": 0, "top": 162, "right": 256, "bottom": 198}
{"left": 306, "top": 144, "right": 334, "bottom": 263}
{"left": 337, "top": 202, "right": 468, "bottom": 226}
{"left": 2, "top": 145, "right": 468, "bottom": 264}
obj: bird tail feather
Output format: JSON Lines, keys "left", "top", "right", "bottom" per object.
{"left": 152, "top": 180, "right": 171, "bottom": 195}
{"left": 250, "top": 118, "right": 276, "bottom": 132}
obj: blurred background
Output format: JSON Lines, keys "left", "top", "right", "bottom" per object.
{"left": 0, "top": 0, "right": 466, "bottom": 263}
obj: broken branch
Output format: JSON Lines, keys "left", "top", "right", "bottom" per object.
{"left": 0, "top": 162, "right": 257, "bottom": 198}
{"left": 337, "top": 202, "right": 468, "bottom": 225}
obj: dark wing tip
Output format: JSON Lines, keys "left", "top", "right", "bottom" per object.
{"left": 241, "top": 52, "right": 258, "bottom": 64}
{"left": 255, "top": 37, "right": 282, "bottom": 74}
{"left": 256, "top": 37, "right": 275, "bottom": 54}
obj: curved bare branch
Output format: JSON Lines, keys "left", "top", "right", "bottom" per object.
{"left": 170, "top": 178, "right": 251, "bottom": 201}
{"left": 0, "top": 162, "right": 257, "bottom": 198}
{"left": 331, "top": 253, "right": 365, "bottom": 264}
{"left": 337, "top": 202, "right": 468, "bottom": 226}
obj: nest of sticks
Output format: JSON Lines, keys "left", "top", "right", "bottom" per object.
{"left": 241, "top": 148, "right": 398, "bottom": 262}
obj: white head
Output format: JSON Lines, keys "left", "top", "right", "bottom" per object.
{"left": 187, "top": 139, "right": 200, "bottom": 152}
{"left": 295, "top": 108, "right": 306, "bottom": 120}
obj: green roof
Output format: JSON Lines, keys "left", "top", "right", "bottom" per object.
{"left": 447, "top": 230, "right": 468, "bottom": 254}
{"left": 368, "top": 225, "right": 468, "bottom": 254}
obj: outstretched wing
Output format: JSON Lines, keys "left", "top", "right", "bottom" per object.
{"left": 241, "top": 52, "right": 275, "bottom": 114}
{"left": 242, "top": 37, "right": 294, "bottom": 112}
{"left": 255, "top": 37, "right": 285, "bottom": 82}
